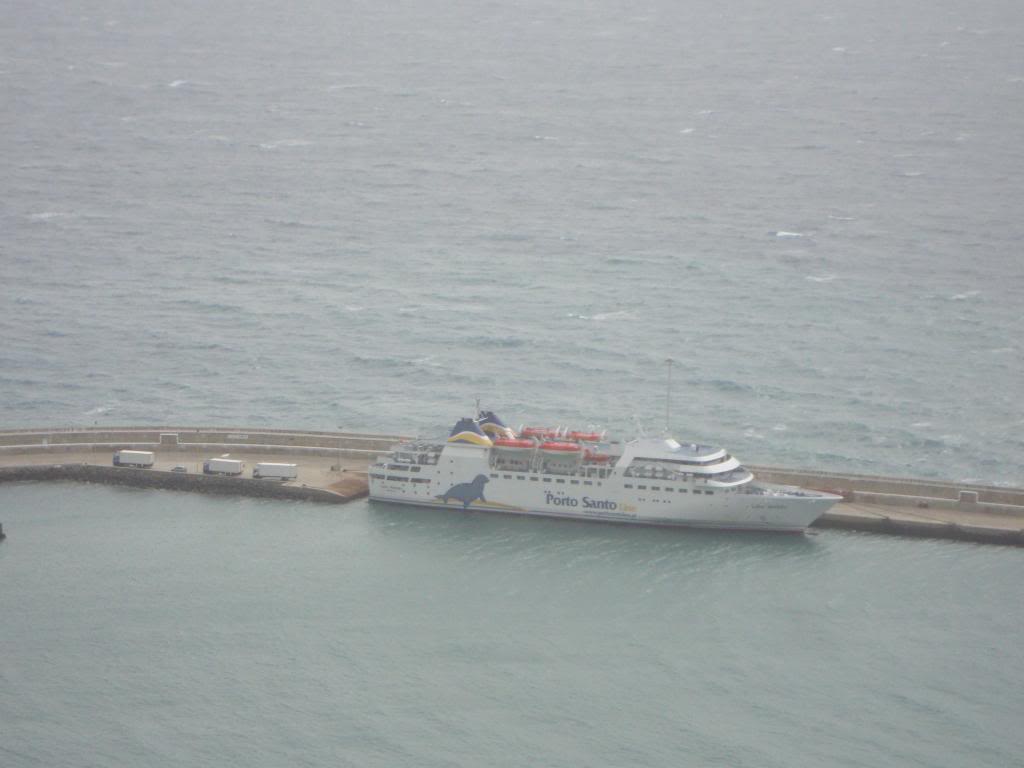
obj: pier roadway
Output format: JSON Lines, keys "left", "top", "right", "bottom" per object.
{"left": 0, "top": 427, "right": 1021, "bottom": 546}
{"left": 0, "top": 449, "right": 372, "bottom": 502}
{"left": 0, "top": 426, "right": 398, "bottom": 504}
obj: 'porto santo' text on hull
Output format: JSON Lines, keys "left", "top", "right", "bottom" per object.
{"left": 368, "top": 411, "right": 841, "bottom": 532}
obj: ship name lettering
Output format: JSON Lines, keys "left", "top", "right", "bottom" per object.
{"left": 544, "top": 491, "right": 578, "bottom": 507}
{"left": 582, "top": 496, "right": 618, "bottom": 511}
{"left": 544, "top": 491, "right": 617, "bottom": 511}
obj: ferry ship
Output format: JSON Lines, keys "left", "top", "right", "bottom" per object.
{"left": 368, "top": 411, "right": 841, "bottom": 532}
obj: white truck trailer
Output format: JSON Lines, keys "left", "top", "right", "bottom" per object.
{"left": 203, "top": 458, "right": 245, "bottom": 476}
{"left": 112, "top": 450, "right": 155, "bottom": 468}
{"left": 252, "top": 463, "right": 298, "bottom": 481}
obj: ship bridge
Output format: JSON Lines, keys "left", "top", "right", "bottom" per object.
{"left": 618, "top": 437, "right": 750, "bottom": 485}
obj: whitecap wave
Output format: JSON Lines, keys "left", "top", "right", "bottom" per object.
{"left": 950, "top": 290, "right": 980, "bottom": 300}
{"left": 593, "top": 310, "right": 634, "bottom": 321}
{"left": 806, "top": 274, "right": 836, "bottom": 283}
{"left": 775, "top": 231, "right": 805, "bottom": 238}
{"left": 568, "top": 310, "right": 634, "bottom": 321}
{"left": 168, "top": 79, "right": 188, "bottom": 88}
{"left": 259, "top": 139, "right": 314, "bottom": 150}
{"left": 411, "top": 356, "right": 442, "bottom": 368}
{"left": 326, "top": 83, "right": 378, "bottom": 91}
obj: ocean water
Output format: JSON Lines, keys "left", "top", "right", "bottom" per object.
{"left": 2, "top": 0, "right": 1023, "bottom": 765}
{"left": 2, "top": 0, "right": 1022, "bottom": 483}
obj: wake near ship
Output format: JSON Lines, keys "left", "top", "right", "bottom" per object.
{"left": 368, "top": 411, "right": 840, "bottom": 532}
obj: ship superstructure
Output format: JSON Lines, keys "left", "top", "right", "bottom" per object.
{"left": 368, "top": 411, "right": 840, "bottom": 532}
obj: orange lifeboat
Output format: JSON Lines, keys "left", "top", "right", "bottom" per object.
{"left": 493, "top": 438, "right": 535, "bottom": 450}
{"left": 540, "top": 441, "right": 582, "bottom": 453}
{"left": 567, "top": 431, "right": 602, "bottom": 442}
{"left": 584, "top": 450, "right": 612, "bottom": 463}
{"left": 521, "top": 426, "right": 559, "bottom": 439}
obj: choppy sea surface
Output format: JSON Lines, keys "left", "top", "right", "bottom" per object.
{"left": 2, "top": 1, "right": 1023, "bottom": 765}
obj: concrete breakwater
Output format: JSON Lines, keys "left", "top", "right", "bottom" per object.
{"left": 0, "top": 426, "right": 391, "bottom": 505}
{"left": 0, "top": 426, "right": 1022, "bottom": 546}
{"left": 0, "top": 464, "right": 368, "bottom": 504}
{"left": 748, "top": 465, "right": 1024, "bottom": 512}
{"left": 0, "top": 426, "right": 406, "bottom": 460}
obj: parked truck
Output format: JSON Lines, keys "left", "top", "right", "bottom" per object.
{"left": 252, "top": 462, "right": 298, "bottom": 481}
{"left": 112, "top": 450, "right": 155, "bottom": 468}
{"left": 203, "top": 458, "right": 244, "bottom": 476}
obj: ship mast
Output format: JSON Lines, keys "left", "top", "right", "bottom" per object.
{"left": 665, "top": 358, "right": 674, "bottom": 435}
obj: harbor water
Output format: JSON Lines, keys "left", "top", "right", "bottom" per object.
{"left": 2, "top": 0, "right": 1023, "bottom": 765}
{"left": 2, "top": 482, "right": 1023, "bottom": 767}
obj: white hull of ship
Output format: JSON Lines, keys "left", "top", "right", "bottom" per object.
{"left": 369, "top": 429, "right": 840, "bottom": 533}
{"left": 369, "top": 480, "right": 836, "bottom": 533}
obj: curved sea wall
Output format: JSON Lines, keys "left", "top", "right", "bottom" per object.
{"left": 0, "top": 426, "right": 406, "bottom": 460}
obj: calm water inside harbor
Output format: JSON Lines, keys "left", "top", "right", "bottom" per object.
{"left": 2, "top": 483, "right": 1023, "bottom": 767}
{"left": 2, "top": 0, "right": 1023, "bottom": 764}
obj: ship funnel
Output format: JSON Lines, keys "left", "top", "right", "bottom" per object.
{"left": 447, "top": 418, "right": 494, "bottom": 446}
